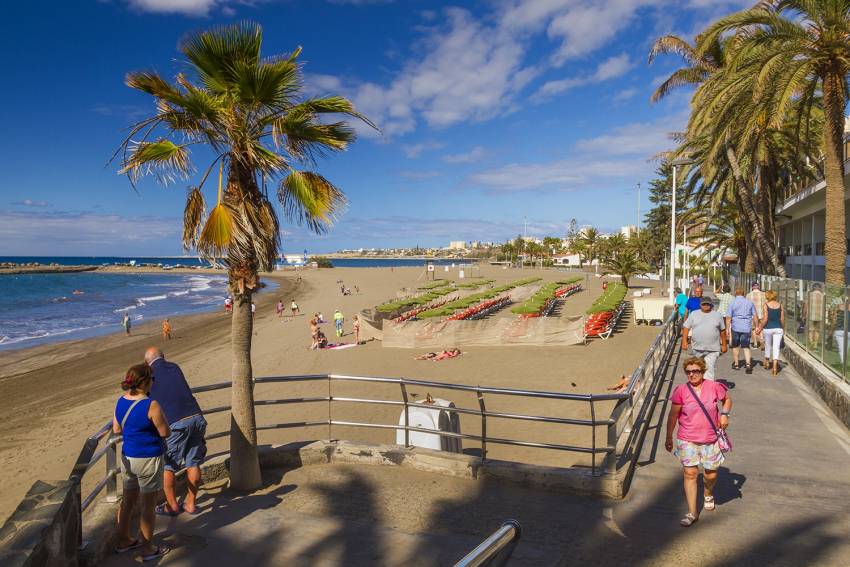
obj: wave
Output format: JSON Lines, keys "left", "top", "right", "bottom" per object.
{"left": 138, "top": 294, "right": 168, "bottom": 302}
{"left": 0, "top": 322, "right": 112, "bottom": 346}
{"left": 187, "top": 276, "right": 213, "bottom": 292}
{"left": 113, "top": 305, "right": 137, "bottom": 313}
{"left": 169, "top": 290, "right": 190, "bottom": 297}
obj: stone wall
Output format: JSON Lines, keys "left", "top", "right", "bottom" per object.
{"left": 0, "top": 480, "right": 80, "bottom": 567}
{"left": 785, "top": 341, "right": 850, "bottom": 430}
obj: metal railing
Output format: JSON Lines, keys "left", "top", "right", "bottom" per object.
{"left": 453, "top": 520, "right": 522, "bottom": 567}
{"left": 69, "top": 309, "right": 681, "bottom": 542}
{"left": 735, "top": 272, "right": 850, "bottom": 384}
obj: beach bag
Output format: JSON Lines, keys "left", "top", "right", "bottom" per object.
{"left": 686, "top": 383, "right": 732, "bottom": 454}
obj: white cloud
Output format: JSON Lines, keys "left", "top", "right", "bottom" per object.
{"left": 11, "top": 199, "right": 50, "bottom": 208}
{"left": 443, "top": 146, "right": 486, "bottom": 164}
{"left": 534, "top": 53, "right": 632, "bottom": 100}
{"left": 125, "top": 0, "right": 220, "bottom": 16}
{"left": 403, "top": 142, "right": 444, "bottom": 158}
{"left": 469, "top": 158, "right": 647, "bottom": 193}
{"left": 0, "top": 210, "right": 181, "bottom": 254}
{"left": 574, "top": 113, "right": 686, "bottom": 156}
{"left": 613, "top": 87, "right": 637, "bottom": 102}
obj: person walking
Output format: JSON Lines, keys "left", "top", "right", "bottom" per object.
{"left": 122, "top": 313, "right": 132, "bottom": 336}
{"left": 747, "top": 283, "right": 766, "bottom": 348}
{"left": 716, "top": 284, "right": 733, "bottom": 323}
{"left": 161, "top": 319, "right": 172, "bottom": 341}
{"left": 803, "top": 283, "right": 825, "bottom": 348}
{"left": 276, "top": 299, "right": 284, "bottom": 318}
{"left": 665, "top": 356, "right": 732, "bottom": 527}
{"left": 681, "top": 296, "right": 727, "bottom": 380}
{"left": 113, "top": 364, "right": 170, "bottom": 561}
{"left": 353, "top": 314, "right": 361, "bottom": 344}
{"left": 757, "top": 290, "right": 785, "bottom": 376}
{"left": 291, "top": 299, "right": 300, "bottom": 316}
{"left": 674, "top": 287, "right": 688, "bottom": 319}
{"left": 145, "top": 348, "right": 207, "bottom": 516}
{"left": 726, "top": 287, "right": 758, "bottom": 373}
{"left": 684, "top": 287, "right": 704, "bottom": 320}
{"left": 333, "top": 309, "right": 344, "bottom": 337}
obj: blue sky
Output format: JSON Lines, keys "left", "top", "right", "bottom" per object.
{"left": 0, "top": 0, "right": 749, "bottom": 256}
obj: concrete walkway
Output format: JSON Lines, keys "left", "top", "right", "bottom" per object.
{"left": 100, "top": 345, "right": 850, "bottom": 567}
{"left": 567, "top": 344, "right": 850, "bottom": 566}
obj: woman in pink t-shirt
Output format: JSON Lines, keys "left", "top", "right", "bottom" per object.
{"left": 665, "top": 356, "right": 733, "bottom": 527}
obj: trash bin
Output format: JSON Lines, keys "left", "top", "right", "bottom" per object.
{"left": 396, "top": 395, "right": 462, "bottom": 453}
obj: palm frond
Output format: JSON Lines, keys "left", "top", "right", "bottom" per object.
{"left": 183, "top": 187, "right": 206, "bottom": 250}
{"left": 278, "top": 170, "right": 347, "bottom": 233}
{"left": 197, "top": 203, "right": 234, "bottom": 257}
{"left": 118, "top": 139, "right": 191, "bottom": 185}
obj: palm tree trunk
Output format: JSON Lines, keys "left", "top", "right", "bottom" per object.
{"left": 229, "top": 287, "right": 262, "bottom": 490}
{"left": 821, "top": 70, "right": 847, "bottom": 285}
{"left": 726, "top": 145, "right": 787, "bottom": 276}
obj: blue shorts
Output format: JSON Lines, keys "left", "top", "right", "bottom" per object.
{"left": 731, "top": 331, "right": 751, "bottom": 348}
{"left": 164, "top": 414, "right": 207, "bottom": 472}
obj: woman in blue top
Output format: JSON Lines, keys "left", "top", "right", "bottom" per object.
{"left": 113, "top": 364, "right": 170, "bottom": 561}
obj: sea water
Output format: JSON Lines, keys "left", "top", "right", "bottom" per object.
{"left": 0, "top": 272, "right": 230, "bottom": 350}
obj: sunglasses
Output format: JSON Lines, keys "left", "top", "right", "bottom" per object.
{"left": 685, "top": 369, "right": 703, "bottom": 375}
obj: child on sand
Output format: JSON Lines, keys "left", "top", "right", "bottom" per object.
{"left": 276, "top": 300, "right": 284, "bottom": 318}
{"left": 161, "top": 319, "right": 172, "bottom": 340}
{"left": 353, "top": 315, "right": 361, "bottom": 344}
{"left": 291, "top": 300, "right": 300, "bottom": 316}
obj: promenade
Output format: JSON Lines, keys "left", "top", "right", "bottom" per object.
{"left": 100, "top": 336, "right": 850, "bottom": 566}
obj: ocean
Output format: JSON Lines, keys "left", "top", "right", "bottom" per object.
{"left": 0, "top": 272, "right": 229, "bottom": 351}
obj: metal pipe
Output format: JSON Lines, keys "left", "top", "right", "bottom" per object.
{"left": 477, "top": 391, "right": 487, "bottom": 461}
{"left": 81, "top": 469, "right": 118, "bottom": 512}
{"left": 454, "top": 520, "right": 522, "bottom": 567}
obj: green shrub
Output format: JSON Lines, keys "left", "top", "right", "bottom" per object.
{"left": 586, "top": 283, "right": 627, "bottom": 314}
{"left": 418, "top": 277, "right": 542, "bottom": 318}
{"left": 309, "top": 256, "right": 334, "bottom": 268}
{"left": 510, "top": 277, "right": 582, "bottom": 315}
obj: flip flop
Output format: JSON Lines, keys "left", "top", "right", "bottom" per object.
{"left": 179, "top": 502, "right": 202, "bottom": 516}
{"left": 155, "top": 503, "right": 181, "bottom": 517}
{"left": 115, "top": 539, "right": 141, "bottom": 553}
{"left": 142, "top": 545, "right": 170, "bottom": 562}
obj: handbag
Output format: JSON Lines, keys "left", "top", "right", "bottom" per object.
{"left": 686, "top": 383, "right": 732, "bottom": 454}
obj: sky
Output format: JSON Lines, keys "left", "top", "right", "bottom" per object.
{"left": 0, "top": 0, "right": 751, "bottom": 256}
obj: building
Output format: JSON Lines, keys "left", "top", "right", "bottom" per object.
{"left": 620, "top": 225, "right": 637, "bottom": 239}
{"left": 552, "top": 253, "right": 599, "bottom": 267}
{"left": 776, "top": 132, "right": 850, "bottom": 281}
{"left": 448, "top": 241, "right": 467, "bottom": 250}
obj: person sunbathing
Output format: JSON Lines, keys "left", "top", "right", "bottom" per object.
{"left": 606, "top": 375, "right": 629, "bottom": 392}
{"left": 416, "top": 348, "right": 461, "bottom": 361}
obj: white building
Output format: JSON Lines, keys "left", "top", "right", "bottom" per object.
{"left": 448, "top": 241, "right": 467, "bottom": 250}
{"left": 620, "top": 225, "right": 637, "bottom": 239}
{"left": 552, "top": 253, "right": 599, "bottom": 267}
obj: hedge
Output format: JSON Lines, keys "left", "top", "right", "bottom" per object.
{"left": 586, "top": 282, "right": 627, "bottom": 314}
{"left": 376, "top": 286, "right": 457, "bottom": 313}
{"left": 417, "top": 277, "right": 542, "bottom": 318}
{"left": 510, "top": 277, "right": 582, "bottom": 315}
{"left": 416, "top": 279, "right": 450, "bottom": 290}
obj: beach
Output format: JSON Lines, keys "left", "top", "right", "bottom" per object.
{"left": 0, "top": 265, "right": 661, "bottom": 523}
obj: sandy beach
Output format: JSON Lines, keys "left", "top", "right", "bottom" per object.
{"left": 0, "top": 265, "right": 661, "bottom": 523}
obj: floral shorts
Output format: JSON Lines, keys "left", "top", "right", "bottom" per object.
{"left": 674, "top": 439, "right": 725, "bottom": 470}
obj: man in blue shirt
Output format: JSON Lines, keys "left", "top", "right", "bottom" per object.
{"left": 725, "top": 287, "right": 758, "bottom": 373}
{"left": 684, "top": 287, "right": 704, "bottom": 320}
{"left": 145, "top": 347, "right": 206, "bottom": 516}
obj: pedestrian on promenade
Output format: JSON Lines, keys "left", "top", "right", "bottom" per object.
{"left": 674, "top": 287, "right": 688, "bottom": 319}
{"left": 747, "top": 283, "right": 766, "bottom": 348}
{"left": 145, "top": 348, "right": 207, "bottom": 516}
{"left": 726, "top": 287, "right": 758, "bottom": 373}
{"left": 665, "top": 356, "right": 732, "bottom": 527}
{"left": 113, "top": 363, "right": 170, "bottom": 560}
{"left": 681, "top": 296, "right": 727, "bottom": 380}
{"left": 161, "top": 319, "right": 172, "bottom": 341}
{"left": 716, "top": 284, "right": 733, "bottom": 322}
{"left": 684, "top": 287, "right": 703, "bottom": 320}
{"left": 803, "top": 283, "right": 824, "bottom": 348}
{"left": 334, "top": 309, "right": 344, "bottom": 337}
{"left": 757, "top": 290, "right": 785, "bottom": 376}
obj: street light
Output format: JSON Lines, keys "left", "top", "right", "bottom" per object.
{"left": 669, "top": 157, "right": 695, "bottom": 302}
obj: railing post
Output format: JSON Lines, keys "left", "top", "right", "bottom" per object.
{"left": 476, "top": 390, "right": 487, "bottom": 461}
{"left": 604, "top": 400, "right": 620, "bottom": 475}
{"left": 843, "top": 296, "right": 849, "bottom": 380}
{"left": 327, "top": 374, "right": 332, "bottom": 440}
{"left": 400, "top": 382, "right": 410, "bottom": 448}
{"left": 105, "top": 435, "right": 119, "bottom": 503}
{"left": 590, "top": 396, "right": 597, "bottom": 475}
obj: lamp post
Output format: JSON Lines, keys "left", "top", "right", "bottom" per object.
{"left": 669, "top": 157, "right": 694, "bottom": 302}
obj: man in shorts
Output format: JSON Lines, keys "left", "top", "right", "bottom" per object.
{"left": 146, "top": 347, "right": 207, "bottom": 515}
{"left": 726, "top": 287, "right": 758, "bottom": 373}
{"left": 681, "top": 296, "right": 727, "bottom": 379}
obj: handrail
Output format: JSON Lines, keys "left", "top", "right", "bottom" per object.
{"left": 454, "top": 520, "right": 522, "bottom": 567}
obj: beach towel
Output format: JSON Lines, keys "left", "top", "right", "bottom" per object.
{"left": 326, "top": 343, "right": 357, "bottom": 350}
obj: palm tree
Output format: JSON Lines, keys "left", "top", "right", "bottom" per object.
{"left": 578, "top": 228, "right": 600, "bottom": 267}
{"left": 605, "top": 249, "right": 649, "bottom": 288}
{"left": 698, "top": 1, "right": 850, "bottom": 284}
{"left": 113, "top": 22, "right": 374, "bottom": 489}
{"left": 648, "top": 34, "right": 725, "bottom": 103}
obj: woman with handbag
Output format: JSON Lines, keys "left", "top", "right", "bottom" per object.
{"left": 665, "top": 356, "right": 733, "bottom": 527}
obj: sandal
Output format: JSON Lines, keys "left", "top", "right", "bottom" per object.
{"left": 115, "top": 539, "right": 141, "bottom": 553}
{"left": 731, "top": 362, "right": 739, "bottom": 370}
{"left": 680, "top": 513, "right": 698, "bottom": 527}
{"left": 704, "top": 496, "right": 715, "bottom": 511}
{"left": 142, "top": 545, "right": 170, "bottom": 562}
{"left": 155, "top": 503, "right": 182, "bottom": 517}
